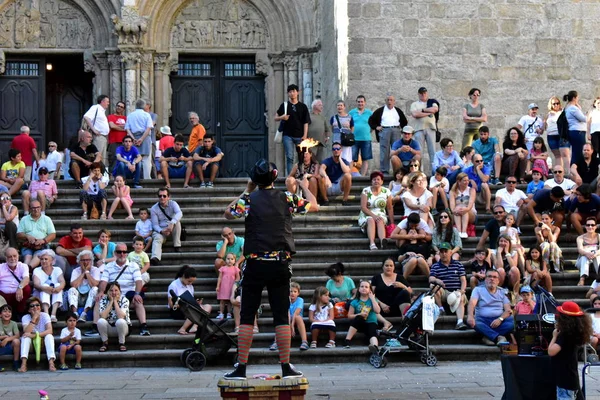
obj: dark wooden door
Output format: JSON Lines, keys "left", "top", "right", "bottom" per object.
{"left": 170, "top": 58, "right": 266, "bottom": 177}
{"left": 0, "top": 59, "right": 45, "bottom": 161}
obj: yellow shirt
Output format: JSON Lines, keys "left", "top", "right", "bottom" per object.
{"left": 1, "top": 161, "right": 25, "bottom": 180}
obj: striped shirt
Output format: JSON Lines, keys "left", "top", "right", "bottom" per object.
{"left": 100, "top": 261, "right": 142, "bottom": 294}
{"left": 430, "top": 260, "right": 466, "bottom": 291}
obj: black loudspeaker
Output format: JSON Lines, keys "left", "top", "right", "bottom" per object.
{"left": 515, "top": 314, "right": 554, "bottom": 355}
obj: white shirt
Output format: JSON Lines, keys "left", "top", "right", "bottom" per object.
{"left": 429, "top": 176, "right": 449, "bottom": 194}
{"left": 398, "top": 218, "right": 433, "bottom": 234}
{"left": 545, "top": 178, "right": 576, "bottom": 200}
{"left": 167, "top": 278, "right": 195, "bottom": 307}
{"left": 81, "top": 174, "right": 110, "bottom": 195}
{"left": 84, "top": 104, "right": 109, "bottom": 135}
{"left": 309, "top": 303, "right": 335, "bottom": 326}
{"left": 60, "top": 327, "right": 82, "bottom": 341}
{"left": 401, "top": 190, "right": 433, "bottom": 217}
{"left": 518, "top": 114, "right": 544, "bottom": 143}
{"left": 100, "top": 261, "right": 142, "bottom": 294}
{"left": 495, "top": 188, "right": 527, "bottom": 214}
{"left": 45, "top": 150, "right": 63, "bottom": 172}
{"left": 590, "top": 109, "right": 600, "bottom": 134}
{"left": 410, "top": 100, "right": 436, "bottom": 131}
{"left": 70, "top": 266, "right": 101, "bottom": 287}
{"left": 381, "top": 106, "right": 400, "bottom": 127}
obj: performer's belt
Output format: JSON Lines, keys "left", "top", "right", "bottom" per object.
{"left": 247, "top": 251, "right": 291, "bottom": 261}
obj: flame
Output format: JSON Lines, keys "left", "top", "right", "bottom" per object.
{"left": 298, "top": 138, "right": 320, "bottom": 152}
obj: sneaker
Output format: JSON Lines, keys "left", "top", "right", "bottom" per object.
{"left": 133, "top": 184, "right": 143, "bottom": 189}
{"left": 344, "top": 339, "right": 351, "bottom": 349}
{"left": 139, "top": 328, "right": 151, "bottom": 336}
{"left": 226, "top": 313, "right": 232, "bottom": 319}
{"left": 325, "top": 340, "right": 336, "bottom": 348}
{"left": 459, "top": 232, "right": 468, "bottom": 239}
{"left": 74, "top": 363, "right": 82, "bottom": 370}
{"left": 310, "top": 341, "right": 317, "bottom": 348}
{"left": 84, "top": 329, "right": 99, "bottom": 337}
{"left": 438, "top": 307, "right": 446, "bottom": 316}
{"left": 199, "top": 182, "right": 207, "bottom": 188}
{"left": 490, "top": 177, "right": 499, "bottom": 185}
{"left": 78, "top": 313, "right": 87, "bottom": 323}
{"left": 281, "top": 363, "right": 303, "bottom": 379}
{"left": 299, "top": 341, "right": 309, "bottom": 351}
{"left": 431, "top": 209, "right": 439, "bottom": 216}
{"left": 481, "top": 337, "right": 496, "bottom": 346}
{"left": 455, "top": 321, "right": 467, "bottom": 330}
{"left": 496, "top": 335, "right": 509, "bottom": 346}
{"left": 206, "top": 182, "right": 214, "bottom": 188}
{"left": 59, "top": 364, "right": 69, "bottom": 371}
{"left": 50, "top": 315, "right": 57, "bottom": 323}
{"left": 224, "top": 363, "right": 247, "bottom": 380}
{"left": 368, "top": 344, "right": 379, "bottom": 354}
{"left": 217, "top": 313, "right": 225, "bottom": 320}
{"left": 516, "top": 226, "right": 522, "bottom": 235}
{"left": 150, "top": 257, "right": 161, "bottom": 266}
{"left": 81, "top": 213, "right": 87, "bottom": 220}
{"left": 72, "top": 310, "right": 79, "bottom": 319}
{"left": 269, "top": 341, "right": 278, "bottom": 351}
{"left": 341, "top": 200, "right": 350, "bottom": 206}
{"left": 253, "top": 325, "right": 259, "bottom": 334}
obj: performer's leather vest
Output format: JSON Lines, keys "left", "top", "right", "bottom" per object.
{"left": 244, "top": 189, "right": 294, "bottom": 255}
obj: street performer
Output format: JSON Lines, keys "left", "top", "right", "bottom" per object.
{"left": 223, "top": 158, "right": 318, "bottom": 380}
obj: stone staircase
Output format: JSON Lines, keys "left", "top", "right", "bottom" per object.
{"left": 3, "top": 177, "right": 590, "bottom": 369}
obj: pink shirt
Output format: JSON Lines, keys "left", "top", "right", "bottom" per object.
{"left": 29, "top": 179, "right": 57, "bottom": 199}
{"left": 0, "top": 262, "right": 29, "bottom": 293}
{"left": 514, "top": 301, "right": 535, "bottom": 315}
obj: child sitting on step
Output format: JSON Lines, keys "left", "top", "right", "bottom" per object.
{"left": 58, "top": 312, "right": 82, "bottom": 370}
{"left": 308, "top": 286, "right": 336, "bottom": 348}
{"left": 270, "top": 282, "right": 309, "bottom": 351}
{"left": 134, "top": 208, "right": 153, "bottom": 252}
{"left": 107, "top": 175, "right": 134, "bottom": 220}
{"left": 343, "top": 280, "right": 381, "bottom": 352}
{"left": 128, "top": 236, "right": 151, "bottom": 286}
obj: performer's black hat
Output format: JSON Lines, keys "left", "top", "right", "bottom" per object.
{"left": 250, "top": 158, "right": 278, "bottom": 186}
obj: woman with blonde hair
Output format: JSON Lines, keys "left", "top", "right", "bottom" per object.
{"left": 401, "top": 171, "right": 433, "bottom": 227}
{"left": 544, "top": 96, "right": 566, "bottom": 173}
{"left": 449, "top": 172, "right": 476, "bottom": 239}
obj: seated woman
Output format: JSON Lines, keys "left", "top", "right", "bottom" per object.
{"left": 501, "top": 127, "right": 528, "bottom": 183}
{"left": 371, "top": 257, "right": 412, "bottom": 318}
{"left": 167, "top": 265, "right": 212, "bottom": 335}
{"left": 449, "top": 172, "right": 477, "bottom": 239}
{"left": 325, "top": 262, "right": 356, "bottom": 303}
{"left": 535, "top": 211, "right": 563, "bottom": 272}
{"left": 32, "top": 249, "right": 65, "bottom": 323}
{"left": 401, "top": 171, "right": 434, "bottom": 228}
{"left": 93, "top": 229, "right": 116, "bottom": 268}
{"left": 97, "top": 282, "right": 130, "bottom": 352}
{"left": 0, "top": 192, "right": 18, "bottom": 247}
{"left": 358, "top": 171, "right": 393, "bottom": 250}
{"left": 285, "top": 150, "right": 319, "bottom": 198}
{"left": 576, "top": 217, "right": 600, "bottom": 286}
{"left": 19, "top": 296, "right": 56, "bottom": 372}
{"left": 590, "top": 297, "right": 600, "bottom": 349}
{"left": 493, "top": 234, "right": 521, "bottom": 295}
{"left": 431, "top": 211, "right": 462, "bottom": 263}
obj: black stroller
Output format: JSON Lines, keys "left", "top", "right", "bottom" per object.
{"left": 373, "top": 285, "right": 442, "bottom": 368}
{"left": 170, "top": 290, "right": 238, "bottom": 371}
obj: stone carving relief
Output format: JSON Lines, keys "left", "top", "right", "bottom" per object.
{"left": 0, "top": 0, "right": 93, "bottom": 49}
{"left": 112, "top": 6, "right": 149, "bottom": 46}
{"left": 170, "top": 0, "right": 268, "bottom": 49}
{"left": 255, "top": 52, "right": 269, "bottom": 76}
{"left": 0, "top": 50, "right": 5, "bottom": 74}
{"left": 153, "top": 53, "right": 170, "bottom": 71}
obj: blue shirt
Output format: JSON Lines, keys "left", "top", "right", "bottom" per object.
{"left": 568, "top": 194, "right": 600, "bottom": 214}
{"left": 565, "top": 105, "right": 587, "bottom": 131}
{"left": 322, "top": 157, "right": 351, "bottom": 184}
{"left": 430, "top": 260, "right": 466, "bottom": 291}
{"left": 348, "top": 108, "right": 373, "bottom": 141}
{"left": 114, "top": 146, "right": 140, "bottom": 175}
{"left": 527, "top": 180, "right": 545, "bottom": 195}
{"left": 391, "top": 138, "right": 420, "bottom": 164}
{"left": 432, "top": 150, "right": 462, "bottom": 171}
{"left": 290, "top": 296, "right": 304, "bottom": 318}
{"left": 124, "top": 109, "right": 153, "bottom": 133}
{"left": 464, "top": 164, "right": 490, "bottom": 186}
{"left": 472, "top": 137, "right": 499, "bottom": 164}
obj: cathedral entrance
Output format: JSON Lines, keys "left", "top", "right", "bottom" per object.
{"left": 170, "top": 56, "right": 266, "bottom": 177}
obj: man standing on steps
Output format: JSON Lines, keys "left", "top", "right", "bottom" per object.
{"left": 410, "top": 87, "right": 438, "bottom": 175}
{"left": 150, "top": 187, "right": 183, "bottom": 266}
{"left": 368, "top": 94, "right": 408, "bottom": 174}
{"left": 223, "top": 158, "right": 318, "bottom": 380}
{"left": 275, "top": 84, "right": 311, "bottom": 176}
{"left": 83, "top": 95, "right": 110, "bottom": 167}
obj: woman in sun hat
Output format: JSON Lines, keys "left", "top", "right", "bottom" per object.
{"left": 548, "top": 301, "right": 592, "bottom": 399}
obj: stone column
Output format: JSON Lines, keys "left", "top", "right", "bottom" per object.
{"left": 301, "top": 54, "right": 313, "bottom": 105}
{"left": 140, "top": 52, "right": 153, "bottom": 102}
{"left": 121, "top": 51, "right": 140, "bottom": 113}
{"left": 83, "top": 51, "right": 100, "bottom": 97}
{"left": 284, "top": 55, "right": 298, "bottom": 87}
{"left": 312, "top": 53, "right": 321, "bottom": 99}
{"left": 0, "top": 50, "right": 5, "bottom": 74}
{"left": 272, "top": 59, "right": 285, "bottom": 168}
{"left": 93, "top": 53, "right": 110, "bottom": 97}
{"left": 153, "top": 53, "right": 170, "bottom": 127}
{"left": 108, "top": 54, "right": 122, "bottom": 103}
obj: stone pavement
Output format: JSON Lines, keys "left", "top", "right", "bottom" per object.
{"left": 3, "top": 361, "right": 600, "bottom": 400}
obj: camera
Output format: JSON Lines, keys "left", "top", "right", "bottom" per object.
{"left": 538, "top": 222, "right": 543, "bottom": 227}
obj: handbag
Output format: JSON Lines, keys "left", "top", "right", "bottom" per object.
{"left": 80, "top": 107, "right": 98, "bottom": 134}
{"left": 274, "top": 102, "right": 287, "bottom": 144}
{"left": 336, "top": 115, "right": 355, "bottom": 146}
{"left": 157, "top": 204, "right": 186, "bottom": 242}
{"left": 385, "top": 223, "right": 397, "bottom": 238}
{"left": 0, "top": 229, "right": 10, "bottom": 260}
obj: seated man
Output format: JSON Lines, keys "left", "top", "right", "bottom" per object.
{"left": 193, "top": 134, "right": 224, "bottom": 188}
{"left": 160, "top": 134, "right": 192, "bottom": 189}
{"left": 494, "top": 176, "right": 528, "bottom": 229}
{"left": 472, "top": 126, "right": 503, "bottom": 185}
{"left": 429, "top": 242, "right": 467, "bottom": 330}
{"left": 22, "top": 167, "right": 58, "bottom": 215}
{"left": 68, "top": 250, "right": 100, "bottom": 323}
{"left": 0, "top": 149, "right": 25, "bottom": 196}
{"left": 97, "top": 242, "right": 150, "bottom": 336}
{"left": 113, "top": 136, "right": 142, "bottom": 188}
{"left": 463, "top": 154, "right": 492, "bottom": 212}
{"left": 56, "top": 224, "right": 93, "bottom": 284}
{"left": 0, "top": 247, "right": 31, "bottom": 318}
{"left": 544, "top": 166, "right": 576, "bottom": 200}
{"left": 527, "top": 186, "right": 566, "bottom": 229}
{"left": 69, "top": 130, "right": 101, "bottom": 188}
{"left": 215, "top": 227, "right": 245, "bottom": 273}
{"left": 467, "top": 268, "right": 514, "bottom": 346}
{"left": 150, "top": 187, "right": 182, "bottom": 266}
{"left": 477, "top": 205, "right": 507, "bottom": 255}
{"left": 390, "top": 125, "right": 421, "bottom": 171}
{"left": 569, "top": 183, "right": 600, "bottom": 234}
{"left": 318, "top": 142, "right": 352, "bottom": 206}
{"left": 390, "top": 212, "right": 432, "bottom": 279}
{"left": 17, "top": 200, "right": 56, "bottom": 268}
{"left": 570, "top": 143, "right": 600, "bottom": 190}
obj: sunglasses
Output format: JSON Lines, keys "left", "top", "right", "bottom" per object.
{"left": 439, "top": 215, "right": 449, "bottom": 219}
{"left": 115, "top": 250, "right": 128, "bottom": 254}
{"left": 474, "top": 160, "right": 483, "bottom": 163}
{"left": 332, "top": 147, "right": 342, "bottom": 151}
{"left": 39, "top": 171, "right": 48, "bottom": 175}
{"left": 29, "top": 303, "right": 41, "bottom": 308}
{"left": 0, "top": 197, "right": 10, "bottom": 201}
{"left": 553, "top": 171, "right": 563, "bottom": 174}
{"left": 409, "top": 164, "right": 419, "bottom": 167}
{"left": 158, "top": 194, "right": 168, "bottom": 198}
{"left": 494, "top": 211, "right": 504, "bottom": 215}
{"left": 552, "top": 102, "right": 560, "bottom": 106}
{"left": 587, "top": 224, "right": 597, "bottom": 227}
{"left": 506, "top": 180, "right": 517, "bottom": 184}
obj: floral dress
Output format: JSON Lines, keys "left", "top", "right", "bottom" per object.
{"left": 358, "top": 186, "right": 391, "bottom": 229}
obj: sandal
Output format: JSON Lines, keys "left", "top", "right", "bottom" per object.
{"left": 369, "top": 243, "right": 378, "bottom": 251}
{"left": 119, "top": 343, "right": 127, "bottom": 352}
{"left": 59, "top": 363, "right": 69, "bottom": 371}
{"left": 269, "top": 341, "right": 278, "bottom": 351}
{"left": 18, "top": 363, "right": 27, "bottom": 373}
{"left": 310, "top": 341, "right": 317, "bottom": 348}
{"left": 299, "top": 341, "right": 309, "bottom": 351}
{"left": 325, "top": 340, "right": 336, "bottom": 348}
{"left": 48, "top": 359, "right": 56, "bottom": 372}
{"left": 99, "top": 343, "right": 108, "bottom": 352}
{"left": 81, "top": 212, "right": 87, "bottom": 220}
{"left": 126, "top": 215, "right": 134, "bottom": 220}
{"left": 100, "top": 212, "right": 107, "bottom": 220}
{"left": 177, "top": 329, "right": 189, "bottom": 335}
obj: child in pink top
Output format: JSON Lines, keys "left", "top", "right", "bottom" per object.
{"left": 216, "top": 253, "right": 240, "bottom": 320}
{"left": 514, "top": 285, "right": 536, "bottom": 315}
{"left": 107, "top": 175, "right": 133, "bottom": 220}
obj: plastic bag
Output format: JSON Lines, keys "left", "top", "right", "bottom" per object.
{"left": 422, "top": 295, "right": 439, "bottom": 332}
{"left": 333, "top": 301, "right": 348, "bottom": 319}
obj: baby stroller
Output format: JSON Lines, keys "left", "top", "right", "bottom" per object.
{"left": 170, "top": 290, "right": 238, "bottom": 371}
{"left": 373, "top": 285, "right": 442, "bottom": 368}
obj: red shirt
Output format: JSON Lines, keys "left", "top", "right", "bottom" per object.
{"left": 159, "top": 136, "right": 174, "bottom": 151}
{"left": 58, "top": 235, "right": 93, "bottom": 266}
{"left": 108, "top": 114, "right": 128, "bottom": 144}
{"left": 10, "top": 134, "right": 36, "bottom": 166}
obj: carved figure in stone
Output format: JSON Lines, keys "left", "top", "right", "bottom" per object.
{"left": 255, "top": 53, "right": 268, "bottom": 76}
{"left": 0, "top": 51, "right": 5, "bottom": 74}
{"left": 112, "top": 7, "right": 149, "bottom": 45}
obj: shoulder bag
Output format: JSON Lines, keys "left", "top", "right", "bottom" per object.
{"left": 274, "top": 102, "right": 287, "bottom": 144}
{"left": 336, "top": 115, "right": 355, "bottom": 146}
{"left": 158, "top": 204, "right": 187, "bottom": 241}
{"left": 80, "top": 107, "right": 98, "bottom": 134}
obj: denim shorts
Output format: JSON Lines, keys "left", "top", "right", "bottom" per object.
{"left": 547, "top": 135, "right": 560, "bottom": 150}
{"left": 167, "top": 166, "right": 187, "bottom": 179}
{"left": 0, "top": 343, "right": 13, "bottom": 355}
{"left": 556, "top": 387, "right": 577, "bottom": 400}
{"left": 352, "top": 140, "right": 373, "bottom": 161}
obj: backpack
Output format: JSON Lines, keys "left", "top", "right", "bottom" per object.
{"left": 556, "top": 110, "right": 569, "bottom": 141}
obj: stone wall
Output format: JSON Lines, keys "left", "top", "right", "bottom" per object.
{"left": 345, "top": 0, "right": 600, "bottom": 145}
